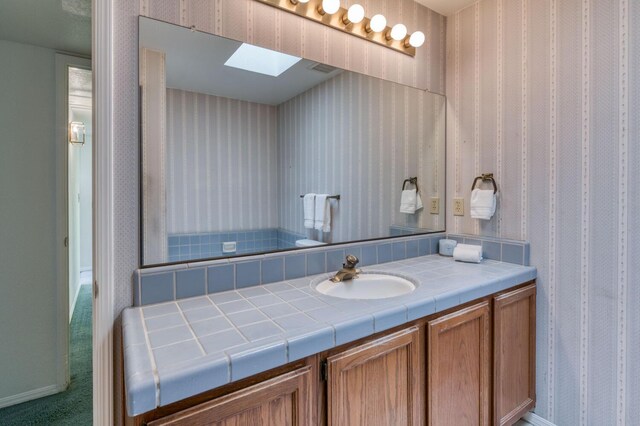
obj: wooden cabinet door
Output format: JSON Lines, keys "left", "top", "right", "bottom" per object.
{"left": 493, "top": 284, "right": 536, "bottom": 426}
{"left": 326, "top": 327, "right": 423, "bottom": 426}
{"left": 427, "top": 301, "right": 491, "bottom": 426}
{"left": 148, "top": 366, "right": 313, "bottom": 426}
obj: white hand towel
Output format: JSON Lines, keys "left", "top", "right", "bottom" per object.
{"left": 303, "top": 193, "right": 316, "bottom": 229}
{"left": 453, "top": 244, "right": 483, "bottom": 263}
{"left": 314, "top": 194, "right": 331, "bottom": 233}
{"left": 470, "top": 189, "right": 496, "bottom": 220}
{"left": 400, "top": 189, "right": 418, "bottom": 214}
{"left": 416, "top": 192, "right": 424, "bottom": 211}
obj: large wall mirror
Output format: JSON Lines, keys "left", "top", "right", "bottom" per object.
{"left": 139, "top": 16, "right": 445, "bottom": 267}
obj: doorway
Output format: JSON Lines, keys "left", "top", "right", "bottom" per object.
{"left": 68, "top": 66, "right": 93, "bottom": 321}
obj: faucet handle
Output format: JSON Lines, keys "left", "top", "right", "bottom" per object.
{"left": 344, "top": 254, "right": 359, "bottom": 268}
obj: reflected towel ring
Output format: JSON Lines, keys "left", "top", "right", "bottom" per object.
{"left": 402, "top": 177, "right": 419, "bottom": 193}
{"left": 471, "top": 173, "right": 498, "bottom": 194}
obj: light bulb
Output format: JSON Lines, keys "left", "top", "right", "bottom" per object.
{"left": 320, "top": 0, "right": 340, "bottom": 15}
{"left": 389, "top": 23, "right": 407, "bottom": 41}
{"left": 408, "top": 31, "right": 425, "bottom": 47}
{"left": 367, "top": 14, "right": 387, "bottom": 33}
{"left": 342, "top": 3, "right": 364, "bottom": 24}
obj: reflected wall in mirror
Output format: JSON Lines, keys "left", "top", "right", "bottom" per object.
{"left": 140, "top": 17, "right": 445, "bottom": 266}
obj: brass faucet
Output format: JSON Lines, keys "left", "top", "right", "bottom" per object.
{"left": 330, "top": 255, "right": 361, "bottom": 283}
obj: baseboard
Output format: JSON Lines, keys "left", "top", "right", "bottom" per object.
{"left": 70, "top": 282, "right": 82, "bottom": 322}
{"left": 0, "top": 384, "right": 65, "bottom": 409}
{"left": 522, "top": 412, "right": 557, "bottom": 426}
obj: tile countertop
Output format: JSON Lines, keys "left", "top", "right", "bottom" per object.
{"left": 123, "top": 254, "right": 537, "bottom": 417}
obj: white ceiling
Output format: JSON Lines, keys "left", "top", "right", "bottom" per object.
{"left": 415, "top": 0, "right": 476, "bottom": 16}
{"left": 0, "top": 0, "right": 91, "bottom": 56}
{"left": 139, "top": 17, "right": 343, "bottom": 106}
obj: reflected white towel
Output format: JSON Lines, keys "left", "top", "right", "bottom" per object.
{"left": 303, "top": 193, "right": 316, "bottom": 229}
{"left": 400, "top": 189, "right": 423, "bottom": 214}
{"left": 314, "top": 194, "right": 331, "bottom": 233}
{"left": 453, "top": 244, "right": 483, "bottom": 263}
{"left": 470, "top": 189, "right": 496, "bottom": 220}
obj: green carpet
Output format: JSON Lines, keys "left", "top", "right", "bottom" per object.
{"left": 0, "top": 285, "right": 93, "bottom": 425}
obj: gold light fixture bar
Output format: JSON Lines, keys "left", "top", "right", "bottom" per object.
{"left": 255, "top": 0, "right": 418, "bottom": 57}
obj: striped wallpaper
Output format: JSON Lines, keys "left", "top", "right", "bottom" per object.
{"left": 278, "top": 71, "right": 446, "bottom": 243}
{"left": 447, "top": 0, "right": 640, "bottom": 424}
{"left": 165, "top": 74, "right": 446, "bottom": 244}
{"left": 166, "top": 88, "right": 279, "bottom": 234}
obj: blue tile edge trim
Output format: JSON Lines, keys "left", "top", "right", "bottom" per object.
{"left": 445, "top": 233, "right": 531, "bottom": 266}
{"left": 134, "top": 233, "right": 446, "bottom": 306}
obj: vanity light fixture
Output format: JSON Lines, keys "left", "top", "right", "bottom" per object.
{"left": 317, "top": 0, "right": 340, "bottom": 15}
{"left": 342, "top": 4, "right": 364, "bottom": 25}
{"left": 387, "top": 23, "right": 407, "bottom": 41}
{"left": 406, "top": 30, "right": 426, "bottom": 48}
{"left": 69, "top": 121, "right": 86, "bottom": 145}
{"left": 256, "top": 0, "right": 422, "bottom": 56}
{"left": 366, "top": 14, "right": 387, "bottom": 33}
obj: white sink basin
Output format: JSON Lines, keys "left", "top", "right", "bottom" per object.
{"left": 314, "top": 273, "right": 416, "bottom": 300}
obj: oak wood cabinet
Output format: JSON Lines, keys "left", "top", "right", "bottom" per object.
{"left": 147, "top": 366, "right": 313, "bottom": 426}
{"left": 326, "top": 327, "right": 423, "bottom": 426}
{"left": 128, "top": 281, "right": 536, "bottom": 426}
{"left": 493, "top": 284, "right": 536, "bottom": 426}
{"left": 427, "top": 301, "right": 492, "bottom": 426}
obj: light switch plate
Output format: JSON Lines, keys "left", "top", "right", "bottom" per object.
{"left": 430, "top": 197, "right": 440, "bottom": 214}
{"left": 453, "top": 198, "right": 464, "bottom": 216}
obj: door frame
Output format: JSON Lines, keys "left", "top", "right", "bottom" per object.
{"left": 93, "top": 0, "right": 115, "bottom": 423}
{"left": 55, "top": 52, "right": 92, "bottom": 394}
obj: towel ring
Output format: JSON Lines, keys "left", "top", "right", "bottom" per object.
{"left": 471, "top": 173, "right": 498, "bottom": 194}
{"left": 402, "top": 177, "right": 419, "bottom": 193}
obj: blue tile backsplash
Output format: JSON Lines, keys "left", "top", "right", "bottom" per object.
{"left": 175, "top": 269, "right": 206, "bottom": 299}
{"left": 167, "top": 228, "right": 305, "bottom": 262}
{"left": 134, "top": 232, "right": 531, "bottom": 306}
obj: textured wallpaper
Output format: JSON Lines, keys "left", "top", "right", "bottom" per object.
{"left": 447, "top": 0, "right": 639, "bottom": 424}
{"left": 110, "top": 1, "right": 446, "bottom": 421}
{"left": 166, "top": 88, "right": 279, "bottom": 234}
{"left": 278, "top": 71, "right": 445, "bottom": 242}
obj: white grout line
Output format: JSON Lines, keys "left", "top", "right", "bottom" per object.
{"left": 138, "top": 310, "right": 160, "bottom": 406}
{"left": 175, "top": 303, "right": 206, "bottom": 356}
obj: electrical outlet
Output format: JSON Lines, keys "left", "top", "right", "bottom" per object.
{"left": 430, "top": 197, "right": 440, "bottom": 214}
{"left": 453, "top": 198, "right": 465, "bottom": 216}
{"left": 222, "top": 241, "right": 237, "bottom": 253}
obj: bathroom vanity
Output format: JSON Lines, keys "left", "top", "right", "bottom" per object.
{"left": 123, "top": 255, "right": 536, "bottom": 426}
{"left": 128, "top": 19, "right": 535, "bottom": 425}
